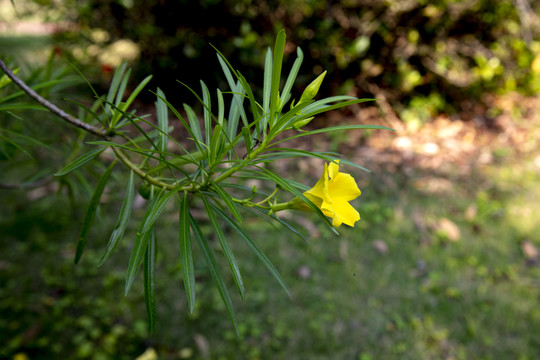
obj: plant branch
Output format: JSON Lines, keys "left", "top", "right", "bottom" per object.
{"left": 111, "top": 147, "right": 201, "bottom": 193}
{"left": 111, "top": 147, "right": 175, "bottom": 190}
{"left": 0, "top": 58, "right": 110, "bottom": 138}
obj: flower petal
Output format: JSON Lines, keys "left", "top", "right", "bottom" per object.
{"left": 330, "top": 200, "right": 360, "bottom": 227}
{"left": 328, "top": 173, "right": 361, "bottom": 202}
{"left": 327, "top": 160, "right": 340, "bottom": 179}
{"left": 300, "top": 160, "right": 362, "bottom": 228}
{"left": 304, "top": 163, "right": 331, "bottom": 202}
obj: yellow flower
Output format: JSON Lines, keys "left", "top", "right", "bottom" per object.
{"left": 297, "top": 160, "right": 361, "bottom": 227}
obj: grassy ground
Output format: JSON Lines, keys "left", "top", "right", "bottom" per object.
{"left": 2, "top": 104, "right": 540, "bottom": 359}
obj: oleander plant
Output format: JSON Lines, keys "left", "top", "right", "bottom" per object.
{"left": 0, "top": 29, "right": 391, "bottom": 333}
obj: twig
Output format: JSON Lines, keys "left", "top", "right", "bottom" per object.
{"left": 0, "top": 58, "right": 109, "bottom": 138}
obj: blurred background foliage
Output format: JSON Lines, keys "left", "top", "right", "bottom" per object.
{"left": 7, "top": 0, "right": 540, "bottom": 126}
{"left": 3, "top": 0, "right": 540, "bottom": 359}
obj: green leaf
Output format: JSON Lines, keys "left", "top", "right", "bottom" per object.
{"left": 55, "top": 147, "right": 106, "bottom": 176}
{"left": 0, "top": 68, "right": 19, "bottom": 89}
{"left": 268, "top": 100, "right": 312, "bottom": 138}
{"left": 154, "top": 92, "right": 207, "bottom": 156}
{"left": 201, "top": 80, "right": 212, "bottom": 146}
{"left": 125, "top": 187, "right": 177, "bottom": 294}
{"left": 214, "top": 48, "right": 248, "bottom": 128}
{"left": 0, "top": 79, "right": 64, "bottom": 104}
{"left": 143, "top": 226, "right": 157, "bottom": 334}
{"left": 236, "top": 71, "right": 261, "bottom": 128}
{"left": 155, "top": 88, "right": 169, "bottom": 154}
{"left": 0, "top": 134, "right": 34, "bottom": 160}
{"left": 301, "top": 98, "right": 375, "bottom": 119}
{"left": 241, "top": 126, "right": 253, "bottom": 155}
{"left": 258, "top": 148, "right": 337, "bottom": 164}
{"left": 262, "top": 47, "right": 273, "bottom": 127}
{"left": 115, "top": 68, "right": 131, "bottom": 109}
{"left": 269, "top": 29, "right": 286, "bottom": 127}
{"left": 64, "top": 97, "right": 105, "bottom": 126}
{"left": 226, "top": 81, "right": 246, "bottom": 142}
{"left": 280, "top": 47, "right": 304, "bottom": 110}
{"left": 209, "top": 124, "right": 223, "bottom": 165}
{"left": 190, "top": 213, "right": 238, "bottom": 334}
{"left": 216, "top": 88, "right": 225, "bottom": 127}
{"left": 0, "top": 103, "right": 48, "bottom": 111}
{"left": 250, "top": 207, "right": 307, "bottom": 242}
{"left": 74, "top": 159, "right": 117, "bottom": 264}
{"left": 111, "top": 74, "right": 152, "bottom": 127}
{"left": 105, "top": 63, "right": 127, "bottom": 116}
{"left": 271, "top": 124, "right": 394, "bottom": 146}
{"left": 212, "top": 204, "right": 290, "bottom": 298}
{"left": 183, "top": 104, "right": 204, "bottom": 145}
{"left": 202, "top": 195, "right": 245, "bottom": 300}
{"left": 209, "top": 180, "right": 242, "bottom": 223}
{"left": 98, "top": 170, "right": 135, "bottom": 267}
{"left": 179, "top": 191, "right": 195, "bottom": 313}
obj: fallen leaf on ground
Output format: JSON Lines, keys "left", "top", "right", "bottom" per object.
{"left": 521, "top": 240, "right": 539, "bottom": 260}
{"left": 437, "top": 218, "right": 460, "bottom": 242}
{"left": 373, "top": 239, "right": 389, "bottom": 255}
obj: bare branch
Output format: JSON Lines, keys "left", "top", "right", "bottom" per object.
{"left": 0, "top": 58, "right": 110, "bottom": 139}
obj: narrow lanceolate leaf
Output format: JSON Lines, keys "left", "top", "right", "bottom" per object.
{"left": 115, "top": 68, "right": 131, "bottom": 109}
{"left": 202, "top": 195, "right": 245, "bottom": 300}
{"left": 226, "top": 81, "right": 246, "bottom": 142}
{"left": 125, "top": 188, "right": 177, "bottom": 295}
{"left": 143, "top": 226, "right": 157, "bottom": 334}
{"left": 179, "top": 192, "right": 195, "bottom": 313}
{"left": 280, "top": 47, "right": 304, "bottom": 110}
{"left": 241, "top": 126, "right": 253, "bottom": 154}
{"left": 189, "top": 214, "right": 239, "bottom": 335}
{"left": 212, "top": 204, "right": 290, "bottom": 298}
{"left": 209, "top": 180, "right": 242, "bottom": 223}
{"left": 200, "top": 80, "right": 212, "bottom": 147}
{"left": 271, "top": 124, "right": 394, "bottom": 145}
{"left": 259, "top": 209, "right": 307, "bottom": 242}
{"left": 269, "top": 29, "right": 286, "bottom": 127}
{"left": 262, "top": 47, "right": 273, "bottom": 128}
{"left": 98, "top": 170, "right": 135, "bottom": 267}
{"left": 74, "top": 159, "right": 117, "bottom": 264}
{"left": 209, "top": 124, "right": 223, "bottom": 165}
{"left": 0, "top": 68, "right": 19, "bottom": 90}
{"left": 111, "top": 74, "right": 152, "bottom": 127}
{"left": 216, "top": 88, "right": 225, "bottom": 127}
{"left": 55, "top": 147, "right": 106, "bottom": 176}
{"left": 105, "top": 63, "right": 127, "bottom": 116}
{"left": 155, "top": 88, "right": 169, "bottom": 154}
{"left": 184, "top": 104, "right": 203, "bottom": 145}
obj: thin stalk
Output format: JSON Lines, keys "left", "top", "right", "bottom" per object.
{"left": 0, "top": 58, "right": 110, "bottom": 138}
{"left": 212, "top": 139, "right": 267, "bottom": 184}
{"left": 112, "top": 147, "right": 200, "bottom": 193}
{"left": 254, "top": 187, "right": 279, "bottom": 206}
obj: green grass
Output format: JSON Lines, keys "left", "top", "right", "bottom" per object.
{"left": 2, "top": 146, "right": 540, "bottom": 359}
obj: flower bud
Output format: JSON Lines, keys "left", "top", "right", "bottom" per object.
{"left": 298, "top": 70, "right": 327, "bottom": 104}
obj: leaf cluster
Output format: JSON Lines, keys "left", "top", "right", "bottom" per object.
{"left": 2, "top": 30, "right": 391, "bottom": 333}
